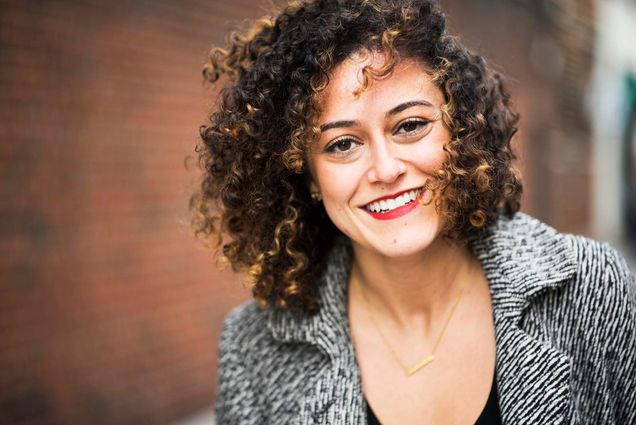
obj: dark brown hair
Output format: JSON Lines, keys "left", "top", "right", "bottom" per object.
{"left": 190, "top": 0, "right": 523, "bottom": 314}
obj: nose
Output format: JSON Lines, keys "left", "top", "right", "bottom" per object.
{"left": 366, "top": 141, "right": 407, "bottom": 184}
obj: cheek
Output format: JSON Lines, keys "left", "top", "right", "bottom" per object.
{"left": 406, "top": 143, "right": 446, "bottom": 173}
{"left": 315, "top": 163, "right": 359, "bottom": 202}
{"left": 314, "top": 164, "right": 361, "bottom": 235}
{"left": 411, "top": 130, "right": 449, "bottom": 171}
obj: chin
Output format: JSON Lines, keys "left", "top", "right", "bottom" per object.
{"left": 363, "top": 224, "right": 443, "bottom": 259}
{"left": 378, "top": 238, "right": 438, "bottom": 258}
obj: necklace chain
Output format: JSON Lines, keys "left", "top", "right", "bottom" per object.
{"left": 355, "top": 271, "right": 471, "bottom": 376}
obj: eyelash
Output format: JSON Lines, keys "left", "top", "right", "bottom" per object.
{"left": 323, "top": 118, "right": 431, "bottom": 157}
{"left": 323, "top": 138, "right": 361, "bottom": 156}
{"left": 394, "top": 118, "right": 430, "bottom": 136}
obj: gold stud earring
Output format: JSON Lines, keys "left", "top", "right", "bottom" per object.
{"left": 311, "top": 191, "right": 322, "bottom": 202}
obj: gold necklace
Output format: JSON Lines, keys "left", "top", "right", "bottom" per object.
{"left": 355, "top": 271, "right": 471, "bottom": 376}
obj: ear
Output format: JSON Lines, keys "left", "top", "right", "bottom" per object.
{"left": 308, "top": 178, "right": 322, "bottom": 202}
{"left": 303, "top": 167, "right": 320, "bottom": 193}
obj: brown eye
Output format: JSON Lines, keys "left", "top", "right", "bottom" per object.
{"left": 394, "top": 119, "right": 430, "bottom": 136}
{"left": 324, "top": 138, "right": 361, "bottom": 155}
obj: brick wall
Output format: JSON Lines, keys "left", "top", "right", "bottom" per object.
{"left": 0, "top": 1, "right": 268, "bottom": 424}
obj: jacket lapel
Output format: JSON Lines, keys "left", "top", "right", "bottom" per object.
{"left": 296, "top": 355, "right": 366, "bottom": 425}
{"left": 491, "top": 317, "right": 573, "bottom": 424}
{"left": 469, "top": 212, "right": 578, "bottom": 424}
{"left": 267, "top": 237, "right": 363, "bottom": 425}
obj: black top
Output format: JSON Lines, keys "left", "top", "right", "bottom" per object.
{"left": 365, "top": 371, "right": 502, "bottom": 425}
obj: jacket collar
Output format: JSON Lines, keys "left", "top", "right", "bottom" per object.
{"left": 266, "top": 212, "right": 579, "bottom": 424}
{"left": 468, "top": 211, "right": 578, "bottom": 323}
{"left": 266, "top": 230, "right": 355, "bottom": 360}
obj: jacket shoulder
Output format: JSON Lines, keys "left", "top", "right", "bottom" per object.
{"left": 215, "top": 300, "right": 271, "bottom": 424}
{"left": 555, "top": 233, "right": 636, "bottom": 358}
{"left": 216, "top": 300, "right": 331, "bottom": 423}
{"left": 564, "top": 234, "right": 635, "bottom": 304}
{"left": 219, "top": 299, "right": 270, "bottom": 358}
{"left": 559, "top": 235, "right": 636, "bottom": 421}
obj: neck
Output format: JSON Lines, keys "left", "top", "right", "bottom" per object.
{"left": 349, "top": 235, "right": 477, "bottom": 331}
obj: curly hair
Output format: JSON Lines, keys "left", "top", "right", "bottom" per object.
{"left": 190, "top": 0, "right": 523, "bottom": 314}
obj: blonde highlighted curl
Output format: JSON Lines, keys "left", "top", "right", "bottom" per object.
{"left": 190, "top": 0, "right": 523, "bottom": 314}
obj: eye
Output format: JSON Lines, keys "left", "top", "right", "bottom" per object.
{"left": 394, "top": 118, "right": 431, "bottom": 136}
{"left": 323, "top": 137, "right": 362, "bottom": 156}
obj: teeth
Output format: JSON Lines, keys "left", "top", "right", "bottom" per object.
{"left": 365, "top": 188, "right": 424, "bottom": 213}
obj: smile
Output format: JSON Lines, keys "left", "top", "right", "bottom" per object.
{"left": 362, "top": 187, "right": 426, "bottom": 220}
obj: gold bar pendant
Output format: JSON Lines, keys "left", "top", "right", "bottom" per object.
{"left": 406, "top": 354, "right": 435, "bottom": 375}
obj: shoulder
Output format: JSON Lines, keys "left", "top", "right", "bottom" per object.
{"left": 494, "top": 212, "right": 634, "bottom": 291}
{"left": 564, "top": 234, "right": 635, "bottom": 307}
{"left": 562, "top": 234, "right": 636, "bottom": 334}
{"left": 215, "top": 300, "right": 273, "bottom": 410}
{"left": 216, "top": 299, "right": 331, "bottom": 420}
{"left": 219, "top": 299, "right": 270, "bottom": 360}
{"left": 218, "top": 298, "right": 319, "bottom": 366}
{"left": 556, "top": 236, "right": 636, "bottom": 420}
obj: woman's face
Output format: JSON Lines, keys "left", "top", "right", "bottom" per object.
{"left": 307, "top": 52, "right": 451, "bottom": 258}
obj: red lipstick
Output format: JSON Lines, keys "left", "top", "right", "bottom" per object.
{"left": 362, "top": 189, "right": 426, "bottom": 221}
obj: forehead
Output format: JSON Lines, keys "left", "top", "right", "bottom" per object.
{"left": 318, "top": 53, "right": 443, "bottom": 116}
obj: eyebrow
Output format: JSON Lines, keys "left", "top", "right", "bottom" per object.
{"left": 386, "top": 100, "right": 433, "bottom": 117}
{"left": 319, "top": 120, "right": 359, "bottom": 133}
{"left": 318, "top": 100, "right": 434, "bottom": 132}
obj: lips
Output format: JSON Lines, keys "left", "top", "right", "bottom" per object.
{"left": 362, "top": 186, "right": 424, "bottom": 212}
{"left": 362, "top": 188, "right": 427, "bottom": 220}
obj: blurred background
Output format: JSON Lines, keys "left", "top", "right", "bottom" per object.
{"left": 1, "top": 0, "right": 635, "bottom": 424}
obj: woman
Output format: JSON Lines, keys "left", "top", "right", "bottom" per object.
{"left": 190, "top": 0, "right": 636, "bottom": 423}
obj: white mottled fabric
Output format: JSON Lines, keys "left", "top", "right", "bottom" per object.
{"left": 215, "top": 212, "right": 636, "bottom": 424}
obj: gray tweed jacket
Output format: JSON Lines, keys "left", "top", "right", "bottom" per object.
{"left": 214, "top": 212, "right": 636, "bottom": 424}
